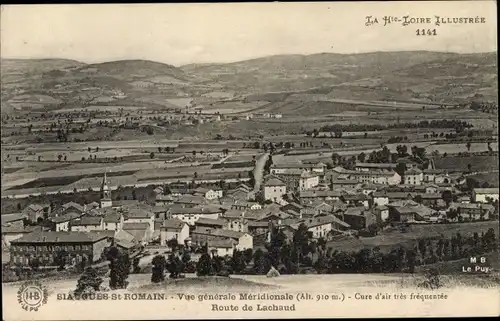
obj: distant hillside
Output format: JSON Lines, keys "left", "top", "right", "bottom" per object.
{"left": 79, "top": 59, "right": 188, "bottom": 81}
{"left": 1, "top": 51, "right": 497, "bottom": 115}
{"left": 182, "top": 51, "right": 497, "bottom": 110}
{"left": 1, "top": 58, "right": 85, "bottom": 76}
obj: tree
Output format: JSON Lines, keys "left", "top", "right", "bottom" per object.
{"left": 441, "top": 190, "right": 453, "bottom": 207}
{"left": 357, "top": 152, "right": 366, "bottom": 163}
{"left": 54, "top": 249, "right": 68, "bottom": 270}
{"left": 158, "top": 147, "right": 162, "bottom": 153}
{"left": 467, "top": 163, "right": 472, "bottom": 173}
{"left": 243, "top": 248, "right": 253, "bottom": 264}
{"left": 230, "top": 250, "right": 247, "bottom": 274}
{"left": 151, "top": 255, "right": 167, "bottom": 283}
{"left": 167, "top": 254, "right": 184, "bottom": 279}
{"left": 29, "top": 257, "right": 41, "bottom": 272}
{"left": 74, "top": 267, "right": 103, "bottom": 295}
{"left": 150, "top": 152, "right": 155, "bottom": 159}
{"left": 58, "top": 154, "right": 63, "bottom": 162}
{"left": 252, "top": 249, "right": 271, "bottom": 274}
{"left": 466, "top": 142, "right": 471, "bottom": 152}
{"left": 167, "top": 238, "right": 179, "bottom": 252}
{"left": 132, "top": 190, "right": 137, "bottom": 200}
{"left": 293, "top": 223, "right": 311, "bottom": 267}
{"left": 196, "top": 253, "right": 213, "bottom": 276}
{"left": 107, "top": 246, "right": 130, "bottom": 289}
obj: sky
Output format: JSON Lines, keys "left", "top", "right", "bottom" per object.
{"left": 1, "top": 2, "right": 497, "bottom": 66}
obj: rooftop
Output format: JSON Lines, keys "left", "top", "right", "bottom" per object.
{"left": 195, "top": 218, "right": 226, "bottom": 226}
{"left": 170, "top": 206, "right": 222, "bottom": 215}
{"left": 355, "top": 162, "right": 397, "bottom": 169}
{"left": 123, "top": 222, "right": 150, "bottom": 230}
{"left": 264, "top": 177, "right": 286, "bottom": 187}
{"left": 11, "top": 231, "right": 109, "bottom": 244}
{"left": 72, "top": 216, "right": 103, "bottom": 226}
{"left": 162, "top": 218, "right": 187, "bottom": 230}
{"left": 304, "top": 215, "right": 350, "bottom": 228}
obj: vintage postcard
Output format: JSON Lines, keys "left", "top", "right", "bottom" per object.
{"left": 1, "top": 1, "right": 498, "bottom": 319}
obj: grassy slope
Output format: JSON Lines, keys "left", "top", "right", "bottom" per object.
{"left": 327, "top": 221, "right": 500, "bottom": 253}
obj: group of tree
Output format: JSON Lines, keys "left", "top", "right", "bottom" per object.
{"left": 263, "top": 155, "right": 274, "bottom": 174}
{"left": 251, "top": 225, "right": 497, "bottom": 275}
{"left": 470, "top": 101, "right": 498, "bottom": 114}
{"left": 316, "top": 119, "right": 473, "bottom": 133}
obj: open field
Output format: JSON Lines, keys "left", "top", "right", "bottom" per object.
{"left": 327, "top": 221, "right": 499, "bottom": 253}
{"left": 433, "top": 155, "right": 499, "bottom": 172}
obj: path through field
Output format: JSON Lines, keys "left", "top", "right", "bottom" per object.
{"left": 253, "top": 152, "right": 269, "bottom": 193}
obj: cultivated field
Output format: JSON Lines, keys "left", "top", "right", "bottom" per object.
{"left": 327, "top": 221, "right": 500, "bottom": 253}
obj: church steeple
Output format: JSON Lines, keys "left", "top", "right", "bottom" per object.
{"left": 100, "top": 171, "right": 112, "bottom": 208}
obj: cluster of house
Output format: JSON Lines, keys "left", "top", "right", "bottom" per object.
{"left": 260, "top": 161, "right": 499, "bottom": 229}
{"left": 2, "top": 158, "right": 498, "bottom": 268}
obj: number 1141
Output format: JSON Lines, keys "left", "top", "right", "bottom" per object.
{"left": 416, "top": 29, "right": 437, "bottom": 36}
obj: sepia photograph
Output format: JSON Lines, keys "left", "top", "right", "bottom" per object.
{"left": 1, "top": 1, "right": 498, "bottom": 319}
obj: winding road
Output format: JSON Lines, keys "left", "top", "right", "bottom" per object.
{"left": 253, "top": 152, "right": 270, "bottom": 193}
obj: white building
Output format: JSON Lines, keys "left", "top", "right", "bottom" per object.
{"left": 270, "top": 163, "right": 326, "bottom": 175}
{"left": 160, "top": 219, "right": 190, "bottom": 246}
{"left": 124, "top": 209, "right": 155, "bottom": 237}
{"left": 355, "top": 162, "right": 397, "bottom": 172}
{"left": 194, "top": 187, "right": 223, "bottom": 200}
{"left": 303, "top": 215, "right": 350, "bottom": 239}
{"left": 346, "top": 170, "right": 401, "bottom": 185}
{"left": 299, "top": 171, "right": 320, "bottom": 191}
{"left": 404, "top": 168, "right": 424, "bottom": 186}
{"left": 169, "top": 206, "right": 222, "bottom": 226}
{"left": 207, "top": 239, "right": 236, "bottom": 257}
{"left": 71, "top": 216, "right": 104, "bottom": 232}
{"left": 263, "top": 177, "right": 287, "bottom": 203}
{"left": 472, "top": 188, "right": 499, "bottom": 203}
{"left": 103, "top": 212, "right": 124, "bottom": 232}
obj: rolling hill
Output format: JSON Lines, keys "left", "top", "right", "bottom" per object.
{"left": 1, "top": 51, "right": 497, "bottom": 115}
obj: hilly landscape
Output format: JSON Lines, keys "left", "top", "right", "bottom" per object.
{"left": 1, "top": 51, "right": 497, "bottom": 116}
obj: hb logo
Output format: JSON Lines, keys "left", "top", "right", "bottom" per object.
{"left": 17, "top": 280, "right": 49, "bottom": 312}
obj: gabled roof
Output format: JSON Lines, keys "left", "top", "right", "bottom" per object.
{"left": 72, "top": 216, "right": 103, "bottom": 226}
{"left": 62, "top": 202, "right": 86, "bottom": 213}
{"left": 103, "top": 212, "right": 122, "bottom": 223}
{"left": 299, "top": 190, "right": 342, "bottom": 198}
{"left": 406, "top": 168, "right": 423, "bottom": 175}
{"left": 355, "top": 162, "right": 397, "bottom": 169}
{"left": 26, "top": 204, "right": 44, "bottom": 212}
{"left": 49, "top": 212, "right": 83, "bottom": 224}
{"left": 344, "top": 206, "right": 366, "bottom": 216}
{"left": 162, "top": 218, "right": 187, "bottom": 230}
{"left": 170, "top": 206, "right": 222, "bottom": 215}
{"left": 264, "top": 177, "right": 286, "bottom": 187}
{"left": 11, "top": 231, "right": 108, "bottom": 244}
{"left": 303, "top": 215, "right": 350, "bottom": 228}
{"left": 207, "top": 239, "right": 236, "bottom": 249}
{"left": 195, "top": 218, "right": 226, "bottom": 227}
{"left": 222, "top": 209, "right": 246, "bottom": 219}
{"left": 341, "top": 193, "right": 369, "bottom": 201}
{"left": 123, "top": 208, "right": 154, "bottom": 219}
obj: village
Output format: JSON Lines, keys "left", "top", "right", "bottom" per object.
{"left": 2, "top": 134, "right": 499, "bottom": 279}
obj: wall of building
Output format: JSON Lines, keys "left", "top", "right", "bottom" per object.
{"left": 263, "top": 186, "right": 286, "bottom": 202}
{"left": 236, "top": 234, "right": 253, "bottom": 250}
